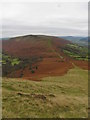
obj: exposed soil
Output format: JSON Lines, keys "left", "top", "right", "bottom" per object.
{"left": 72, "top": 60, "right": 89, "bottom": 70}
{"left": 7, "top": 57, "right": 88, "bottom": 81}
{"left": 22, "top": 58, "right": 73, "bottom": 81}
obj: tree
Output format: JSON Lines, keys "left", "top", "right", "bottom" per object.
{"left": 31, "top": 70, "right": 35, "bottom": 73}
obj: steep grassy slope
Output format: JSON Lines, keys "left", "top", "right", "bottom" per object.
{"left": 2, "top": 67, "right": 88, "bottom": 118}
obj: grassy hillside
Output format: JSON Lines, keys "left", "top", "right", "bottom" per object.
{"left": 63, "top": 43, "right": 89, "bottom": 60}
{"left": 2, "top": 67, "right": 88, "bottom": 118}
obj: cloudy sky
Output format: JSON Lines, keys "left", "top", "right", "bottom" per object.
{"left": 0, "top": 1, "right": 88, "bottom": 37}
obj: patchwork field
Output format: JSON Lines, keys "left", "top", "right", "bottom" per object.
{"left": 2, "top": 67, "right": 88, "bottom": 118}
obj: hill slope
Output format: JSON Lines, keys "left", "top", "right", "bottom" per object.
{"left": 2, "top": 35, "right": 88, "bottom": 80}
{"left": 3, "top": 35, "right": 70, "bottom": 58}
{"left": 59, "top": 36, "right": 89, "bottom": 46}
{"left": 2, "top": 67, "right": 88, "bottom": 118}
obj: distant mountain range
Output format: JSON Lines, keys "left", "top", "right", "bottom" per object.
{"left": 0, "top": 38, "right": 10, "bottom": 40}
{"left": 80, "top": 37, "right": 88, "bottom": 42}
{"left": 58, "top": 36, "right": 89, "bottom": 46}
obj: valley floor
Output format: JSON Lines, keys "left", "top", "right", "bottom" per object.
{"left": 2, "top": 67, "right": 88, "bottom": 118}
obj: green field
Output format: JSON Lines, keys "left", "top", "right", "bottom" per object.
{"left": 63, "top": 43, "right": 89, "bottom": 61}
{"left": 2, "top": 67, "right": 88, "bottom": 118}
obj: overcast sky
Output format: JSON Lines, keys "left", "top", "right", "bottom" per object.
{"left": 0, "top": 1, "right": 88, "bottom": 37}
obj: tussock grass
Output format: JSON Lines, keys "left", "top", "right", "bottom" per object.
{"left": 2, "top": 67, "right": 88, "bottom": 118}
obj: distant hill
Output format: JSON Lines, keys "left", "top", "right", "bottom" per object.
{"left": 80, "top": 37, "right": 88, "bottom": 42}
{"left": 0, "top": 38, "right": 10, "bottom": 40}
{"left": 2, "top": 35, "right": 88, "bottom": 79}
{"left": 59, "top": 36, "right": 89, "bottom": 46}
{"left": 2, "top": 35, "right": 70, "bottom": 58}
{"left": 59, "top": 36, "right": 83, "bottom": 41}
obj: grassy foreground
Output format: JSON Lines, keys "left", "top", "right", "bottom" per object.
{"left": 2, "top": 67, "right": 88, "bottom": 118}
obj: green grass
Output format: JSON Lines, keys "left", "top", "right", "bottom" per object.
{"left": 2, "top": 54, "right": 20, "bottom": 66}
{"left": 2, "top": 67, "right": 88, "bottom": 118}
{"left": 63, "top": 44, "right": 88, "bottom": 61}
{"left": 11, "top": 58, "right": 20, "bottom": 66}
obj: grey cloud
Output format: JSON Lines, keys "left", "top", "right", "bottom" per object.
{"left": 1, "top": 2, "right": 88, "bottom": 37}
{"left": 2, "top": 24, "right": 87, "bottom": 37}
